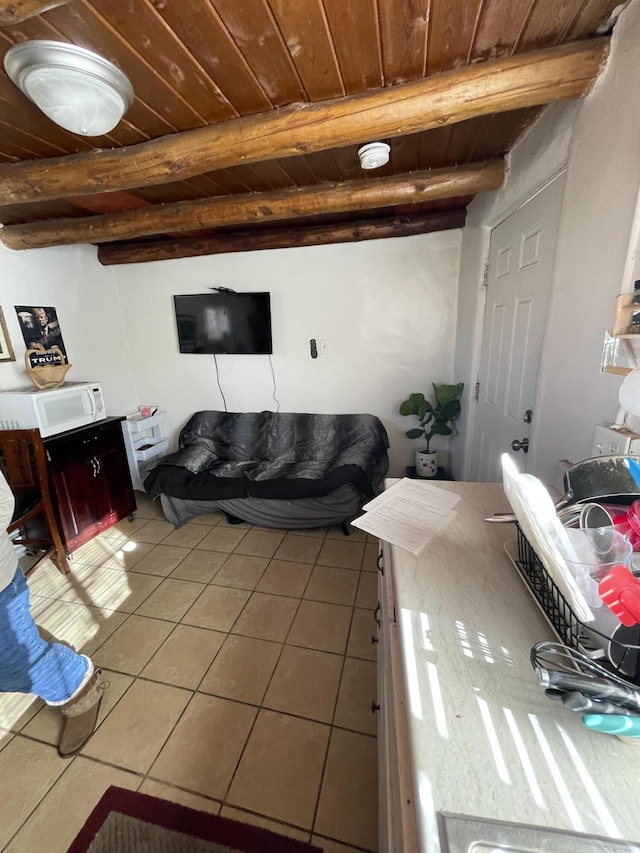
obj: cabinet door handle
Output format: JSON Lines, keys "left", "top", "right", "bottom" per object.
{"left": 374, "top": 604, "right": 381, "bottom": 627}
{"left": 377, "top": 552, "right": 384, "bottom": 575}
{"left": 90, "top": 458, "right": 98, "bottom": 477}
{"left": 371, "top": 700, "right": 380, "bottom": 714}
{"left": 95, "top": 456, "right": 101, "bottom": 475}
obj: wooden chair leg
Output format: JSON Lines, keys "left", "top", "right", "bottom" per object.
{"left": 50, "top": 547, "right": 70, "bottom": 575}
{"left": 42, "top": 492, "right": 70, "bottom": 574}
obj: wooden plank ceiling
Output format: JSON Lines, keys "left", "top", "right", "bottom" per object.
{"left": 0, "top": 0, "right": 626, "bottom": 263}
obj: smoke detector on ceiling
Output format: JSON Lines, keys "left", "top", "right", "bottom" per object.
{"left": 358, "top": 142, "right": 390, "bottom": 170}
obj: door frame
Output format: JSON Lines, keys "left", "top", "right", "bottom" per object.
{"left": 462, "top": 166, "right": 567, "bottom": 481}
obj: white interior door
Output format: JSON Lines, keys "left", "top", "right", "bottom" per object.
{"left": 471, "top": 173, "right": 566, "bottom": 482}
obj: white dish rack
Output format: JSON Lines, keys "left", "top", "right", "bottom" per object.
{"left": 121, "top": 410, "right": 169, "bottom": 491}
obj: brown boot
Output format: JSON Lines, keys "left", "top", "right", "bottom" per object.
{"left": 58, "top": 669, "right": 109, "bottom": 758}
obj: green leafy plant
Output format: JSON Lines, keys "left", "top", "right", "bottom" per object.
{"left": 399, "top": 383, "right": 464, "bottom": 453}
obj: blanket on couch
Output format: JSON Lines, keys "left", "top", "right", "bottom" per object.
{"left": 144, "top": 411, "right": 389, "bottom": 501}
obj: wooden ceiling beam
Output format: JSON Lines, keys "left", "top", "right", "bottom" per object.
{"left": 0, "top": 0, "right": 73, "bottom": 25}
{"left": 1, "top": 160, "right": 504, "bottom": 250}
{"left": 97, "top": 209, "right": 467, "bottom": 265}
{"left": 0, "top": 38, "right": 607, "bottom": 204}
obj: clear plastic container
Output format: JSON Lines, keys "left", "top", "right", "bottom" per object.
{"left": 598, "top": 500, "right": 640, "bottom": 551}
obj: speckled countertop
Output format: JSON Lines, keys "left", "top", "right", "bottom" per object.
{"left": 387, "top": 482, "right": 640, "bottom": 852}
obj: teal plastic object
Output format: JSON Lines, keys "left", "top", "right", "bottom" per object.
{"left": 582, "top": 714, "right": 640, "bottom": 736}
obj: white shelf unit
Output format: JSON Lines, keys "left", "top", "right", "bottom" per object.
{"left": 121, "top": 410, "right": 169, "bottom": 491}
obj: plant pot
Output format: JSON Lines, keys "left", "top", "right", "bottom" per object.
{"left": 415, "top": 449, "right": 438, "bottom": 478}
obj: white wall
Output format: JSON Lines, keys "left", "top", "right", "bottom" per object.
{"left": 0, "top": 242, "right": 137, "bottom": 415}
{"left": 112, "top": 231, "right": 462, "bottom": 476}
{"left": 453, "top": 0, "right": 640, "bottom": 487}
{"left": 532, "top": 0, "right": 640, "bottom": 487}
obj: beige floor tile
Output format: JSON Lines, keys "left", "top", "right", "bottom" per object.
{"left": 32, "top": 596, "right": 85, "bottom": 638}
{"left": 314, "top": 728, "right": 378, "bottom": 851}
{"left": 133, "top": 492, "right": 163, "bottom": 518}
{"left": 328, "top": 524, "right": 368, "bottom": 542}
{"left": 287, "top": 600, "right": 352, "bottom": 654}
{"left": 138, "top": 779, "right": 221, "bottom": 814}
{"left": 182, "top": 585, "right": 250, "bottom": 631}
{"left": 227, "top": 709, "right": 329, "bottom": 829}
{"left": 362, "top": 541, "right": 381, "bottom": 572}
{"left": 87, "top": 541, "right": 156, "bottom": 572}
{"left": 233, "top": 529, "right": 285, "bottom": 558}
{"left": 273, "top": 534, "right": 323, "bottom": 564}
{"left": 210, "top": 553, "right": 269, "bottom": 590}
{"left": 64, "top": 607, "right": 128, "bottom": 657}
{"left": 7, "top": 518, "right": 383, "bottom": 852}
{"left": 41, "top": 604, "right": 128, "bottom": 657}
{"left": 151, "top": 692, "right": 256, "bottom": 799}
{"left": 169, "top": 549, "right": 228, "bottom": 583}
{"left": 288, "top": 526, "right": 327, "bottom": 538}
{"left": 220, "top": 806, "right": 309, "bottom": 842}
{"left": 27, "top": 563, "right": 75, "bottom": 599}
{"left": 304, "top": 564, "right": 359, "bottom": 606}
{"left": 160, "top": 522, "right": 209, "bottom": 549}
{"left": 199, "top": 634, "right": 281, "bottom": 704}
{"left": 231, "top": 592, "right": 299, "bottom": 642}
{"left": 131, "top": 518, "right": 176, "bottom": 544}
{"left": 255, "top": 559, "right": 312, "bottom": 598}
{"left": 135, "top": 577, "right": 206, "bottom": 621}
{"left": 334, "top": 657, "right": 377, "bottom": 735}
{"left": 0, "top": 736, "right": 68, "bottom": 849}
{"left": 21, "top": 669, "right": 133, "bottom": 745}
{"left": 317, "top": 539, "right": 365, "bottom": 570}
{"left": 105, "top": 571, "right": 163, "bottom": 614}
{"left": 0, "top": 691, "right": 42, "bottom": 735}
{"left": 102, "top": 514, "right": 148, "bottom": 539}
{"left": 3, "top": 755, "right": 139, "bottom": 853}
{"left": 66, "top": 564, "right": 162, "bottom": 613}
{"left": 263, "top": 646, "right": 343, "bottom": 723}
{"left": 142, "top": 624, "right": 225, "bottom": 688}
{"left": 53, "top": 564, "right": 124, "bottom": 609}
{"left": 196, "top": 526, "right": 248, "bottom": 553}
{"left": 355, "top": 571, "right": 378, "bottom": 609}
{"left": 83, "top": 679, "right": 191, "bottom": 773}
{"left": 346, "top": 608, "right": 377, "bottom": 661}
{"left": 70, "top": 535, "right": 131, "bottom": 568}
{"left": 130, "top": 544, "right": 192, "bottom": 577}
{"left": 94, "top": 614, "right": 174, "bottom": 674}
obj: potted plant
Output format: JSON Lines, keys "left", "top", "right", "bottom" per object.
{"left": 399, "top": 383, "right": 464, "bottom": 478}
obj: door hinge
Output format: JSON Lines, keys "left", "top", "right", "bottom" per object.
{"left": 474, "top": 381, "right": 480, "bottom": 401}
{"left": 482, "top": 262, "right": 489, "bottom": 287}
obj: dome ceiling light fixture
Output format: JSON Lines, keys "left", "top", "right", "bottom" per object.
{"left": 358, "top": 141, "right": 391, "bottom": 170}
{"left": 4, "top": 40, "right": 134, "bottom": 137}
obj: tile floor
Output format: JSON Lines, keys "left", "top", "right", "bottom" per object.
{"left": 0, "top": 492, "right": 380, "bottom": 853}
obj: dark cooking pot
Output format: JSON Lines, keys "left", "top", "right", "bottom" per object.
{"left": 485, "top": 455, "right": 640, "bottom": 523}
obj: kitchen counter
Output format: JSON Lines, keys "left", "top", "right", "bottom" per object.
{"left": 385, "top": 481, "right": 640, "bottom": 851}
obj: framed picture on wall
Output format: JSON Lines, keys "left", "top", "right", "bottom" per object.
{"left": 0, "top": 308, "right": 16, "bottom": 363}
{"left": 15, "top": 305, "right": 67, "bottom": 359}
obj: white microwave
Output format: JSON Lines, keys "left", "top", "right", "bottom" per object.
{"left": 0, "top": 382, "right": 106, "bottom": 437}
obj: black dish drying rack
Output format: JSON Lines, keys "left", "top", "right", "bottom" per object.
{"left": 512, "top": 525, "right": 640, "bottom": 687}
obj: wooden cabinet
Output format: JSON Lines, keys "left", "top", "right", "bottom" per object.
{"left": 45, "top": 417, "right": 136, "bottom": 554}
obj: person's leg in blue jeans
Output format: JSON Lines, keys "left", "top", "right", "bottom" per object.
{"left": 0, "top": 565, "right": 107, "bottom": 756}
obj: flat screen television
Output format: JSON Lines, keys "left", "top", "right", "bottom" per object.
{"left": 174, "top": 292, "right": 272, "bottom": 354}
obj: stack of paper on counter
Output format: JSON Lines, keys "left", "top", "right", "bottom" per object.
{"left": 351, "top": 477, "right": 461, "bottom": 555}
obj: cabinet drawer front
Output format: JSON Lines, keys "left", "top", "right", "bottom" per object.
{"left": 46, "top": 419, "right": 123, "bottom": 464}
